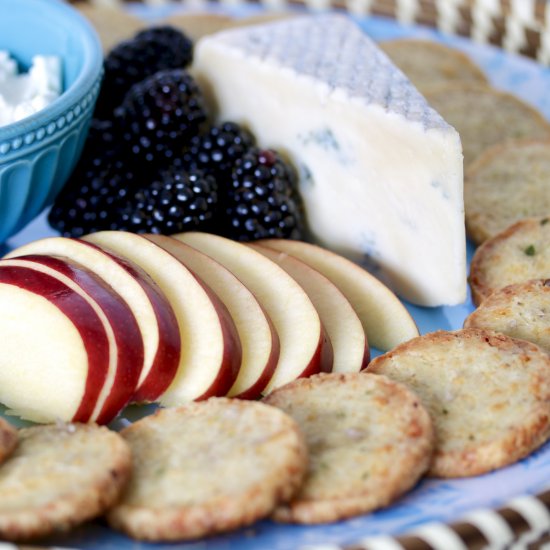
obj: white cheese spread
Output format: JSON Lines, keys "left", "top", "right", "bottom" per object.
{"left": 0, "top": 51, "right": 61, "bottom": 127}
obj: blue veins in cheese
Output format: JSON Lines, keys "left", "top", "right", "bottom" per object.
{"left": 194, "top": 14, "right": 466, "bottom": 306}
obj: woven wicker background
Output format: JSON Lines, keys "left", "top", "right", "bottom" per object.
{"left": 77, "top": 0, "right": 550, "bottom": 63}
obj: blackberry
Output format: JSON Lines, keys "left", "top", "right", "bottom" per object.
{"left": 95, "top": 26, "right": 193, "bottom": 118}
{"left": 182, "top": 122, "right": 255, "bottom": 183}
{"left": 117, "top": 167, "right": 218, "bottom": 234}
{"left": 48, "top": 159, "right": 136, "bottom": 237}
{"left": 221, "top": 148, "right": 305, "bottom": 241}
{"left": 81, "top": 118, "right": 122, "bottom": 163}
{"left": 135, "top": 26, "right": 192, "bottom": 54}
{"left": 48, "top": 117, "right": 128, "bottom": 236}
{"left": 119, "top": 69, "right": 207, "bottom": 166}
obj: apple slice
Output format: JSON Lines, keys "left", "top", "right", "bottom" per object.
{"left": 1, "top": 256, "right": 144, "bottom": 424}
{"left": 82, "top": 231, "right": 242, "bottom": 405}
{"left": 258, "top": 239, "right": 419, "bottom": 351}
{"left": 5, "top": 237, "right": 181, "bottom": 403}
{"left": 144, "top": 234, "right": 279, "bottom": 399}
{"left": 0, "top": 264, "right": 109, "bottom": 423}
{"left": 173, "top": 232, "right": 332, "bottom": 393}
{"left": 249, "top": 243, "right": 369, "bottom": 373}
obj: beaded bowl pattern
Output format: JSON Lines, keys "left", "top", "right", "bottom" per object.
{"left": 0, "top": 0, "right": 103, "bottom": 243}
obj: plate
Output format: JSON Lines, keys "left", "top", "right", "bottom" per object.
{"left": 3, "top": 6, "right": 550, "bottom": 549}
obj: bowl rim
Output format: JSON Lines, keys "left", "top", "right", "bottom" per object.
{"left": 0, "top": 0, "right": 103, "bottom": 141}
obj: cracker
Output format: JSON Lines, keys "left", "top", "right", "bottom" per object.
{"left": 160, "top": 13, "right": 235, "bottom": 42}
{"left": 367, "top": 329, "right": 550, "bottom": 478}
{"left": 424, "top": 83, "right": 550, "bottom": 168}
{"left": 107, "top": 398, "right": 307, "bottom": 541}
{"left": 0, "top": 423, "right": 131, "bottom": 541}
{"left": 465, "top": 279, "right": 550, "bottom": 355}
{"left": 469, "top": 217, "right": 550, "bottom": 305}
{"left": 0, "top": 417, "right": 17, "bottom": 465}
{"left": 465, "top": 140, "right": 550, "bottom": 245}
{"left": 380, "top": 39, "right": 488, "bottom": 93}
{"left": 263, "top": 372, "right": 434, "bottom": 524}
{"left": 76, "top": 4, "right": 145, "bottom": 52}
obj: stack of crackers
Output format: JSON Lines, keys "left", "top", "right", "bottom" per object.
{"left": 384, "top": 38, "right": 550, "bottom": 485}
{"left": 0, "top": 386, "right": 431, "bottom": 541}
{"left": 1, "top": 348, "right": 550, "bottom": 543}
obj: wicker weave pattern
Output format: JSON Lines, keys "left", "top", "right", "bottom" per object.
{"left": 352, "top": 487, "right": 550, "bottom": 549}
{"left": 78, "top": 0, "right": 550, "bottom": 63}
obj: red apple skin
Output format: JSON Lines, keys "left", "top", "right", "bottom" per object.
{"left": 192, "top": 280, "right": 242, "bottom": 400}
{"left": 291, "top": 329, "right": 332, "bottom": 385}
{"left": 234, "top": 320, "right": 280, "bottom": 400}
{"left": 16, "top": 255, "right": 144, "bottom": 424}
{"left": 83, "top": 233, "right": 242, "bottom": 402}
{"left": 0, "top": 265, "right": 110, "bottom": 423}
{"left": 174, "top": 232, "right": 331, "bottom": 393}
{"left": 265, "top": 328, "right": 332, "bottom": 393}
{"left": 142, "top": 234, "right": 276, "bottom": 401}
{"left": 319, "top": 330, "right": 334, "bottom": 374}
{"left": 76, "top": 240, "right": 181, "bottom": 402}
{"left": 361, "top": 343, "right": 371, "bottom": 370}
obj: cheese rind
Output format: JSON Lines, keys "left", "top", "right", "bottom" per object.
{"left": 194, "top": 15, "right": 466, "bottom": 306}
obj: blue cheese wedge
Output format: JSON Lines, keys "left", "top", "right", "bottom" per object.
{"left": 194, "top": 15, "right": 466, "bottom": 306}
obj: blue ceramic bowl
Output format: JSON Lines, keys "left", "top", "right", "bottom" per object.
{"left": 0, "top": 0, "right": 103, "bottom": 243}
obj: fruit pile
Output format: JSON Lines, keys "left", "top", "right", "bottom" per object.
{"left": 48, "top": 27, "right": 305, "bottom": 241}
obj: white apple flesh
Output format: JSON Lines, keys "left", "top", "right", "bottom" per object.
{"left": 1, "top": 256, "right": 144, "bottom": 424}
{"left": 5, "top": 237, "right": 181, "bottom": 403}
{"left": 82, "top": 231, "right": 242, "bottom": 405}
{"left": 144, "top": 234, "right": 280, "bottom": 399}
{"left": 0, "top": 264, "right": 110, "bottom": 423}
{"left": 173, "top": 232, "right": 332, "bottom": 393}
{"left": 259, "top": 239, "right": 419, "bottom": 350}
{"left": 250, "top": 243, "right": 369, "bottom": 373}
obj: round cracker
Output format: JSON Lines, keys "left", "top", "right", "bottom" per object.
{"left": 465, "top": 279, "right": 550, "bottom": 354}
{"left": 380, "top": 39, "right": 488, "bottom": 93}
{"left": 263, "top": 372, "right": 434, "bottom": 524}
{"left": 107, "top": 398, "right": 307, "bottom": 541}
{"left": 424, "top": 83, "right": 550, "bottom": 168}
{"left": 0, "top": 423, "right": 131, "bottom": 541}
{"left": 465, "top": 140, "right": 550, "bottom": 245}
{"left": 0, "top": 417, "right": 17, "bottom": 465}
{"left": 469, "top": 217, "right": 550, "bottom": 305}
{"left": 367, "top": 329, "right": 550, "bottom": 478}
